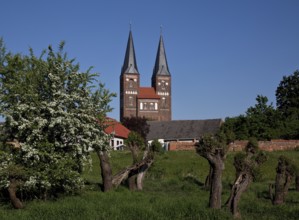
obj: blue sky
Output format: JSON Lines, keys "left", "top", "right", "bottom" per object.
{"left": 1, "top": 0, "right": 299, "bottom": 121}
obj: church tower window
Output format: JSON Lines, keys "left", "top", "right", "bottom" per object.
{"left": 128, "top": 96, "right": 133, "bottom": 106}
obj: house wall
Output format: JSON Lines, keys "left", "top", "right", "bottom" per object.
{"left": 110, "top": 137, "right": 125, "bottom": 150}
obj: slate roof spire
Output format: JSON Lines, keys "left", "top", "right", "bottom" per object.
{"left": 121, "top": 30, "right": 139, "bottom": 75}
{"left": 152, "top": 33, "right": 170, "bottom": 77}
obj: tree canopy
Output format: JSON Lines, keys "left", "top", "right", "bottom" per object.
{"left": 222, "top": 70, "right": 299, "bottom": 140}
{"left": 0, "top": 39, "right": 114, "bottom": 202}
{"left": 122, "top": 116, "right": 149, "bottom": 141}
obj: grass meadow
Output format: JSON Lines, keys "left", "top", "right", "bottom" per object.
{"left": 0, "top": 150, "right": 299, "bottom": 220}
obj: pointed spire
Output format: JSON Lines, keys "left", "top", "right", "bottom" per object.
{"left": 153, "top": 33, "right": 170, "bottom": 77}
{"left": 121, "top": 30, "right": 139, "bottom": 75}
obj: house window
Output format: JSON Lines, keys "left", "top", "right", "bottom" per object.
{"left": 140, "top": 102, "right": 143, "bottom": 110}
{"left": 143, "top": 102, "right": 148, "bottom": 110}
{"left": 149, "top": 103, "right": 155, "bottom": 110}
{"left": 111, "top": 140, "right": 114, "bottom": 146}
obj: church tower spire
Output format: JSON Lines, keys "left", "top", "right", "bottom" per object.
{"left": 121, "top": 30, "right": 139, "bottom": 75}
{"left": 152, "top": 34, "right": 170, "bottom": 77}
{"left": 152, "top": 31, "right": 172, "bottom": 121}
{"left": 120, "top": 30, "right": 140, "bottom": 122}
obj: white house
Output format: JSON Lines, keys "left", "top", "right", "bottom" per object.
{"left": 104, "top": 117, "right": 130, "bottom": 150}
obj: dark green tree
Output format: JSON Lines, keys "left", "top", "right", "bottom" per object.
{"left": 222, "top": 95, "right": 280, "bottom": 141}
{"left": 275, "top": 70, "right": 299, "bottom": 139}
{"left": 150, "top": 139, "right": 163, "bottom": 153}
{"left": 122, "top": 116, "right": 149, "bottom": 141}
{"left": 246, "top": 95, "right": 280, "bottom": 140}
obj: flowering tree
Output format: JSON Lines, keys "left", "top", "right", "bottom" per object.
{"left": 0, "top": 39, "right": 114, "bottom": 207}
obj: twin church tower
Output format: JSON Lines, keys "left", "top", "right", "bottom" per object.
{"left": 120, "top": 30, "right": 172, "bottom": 122}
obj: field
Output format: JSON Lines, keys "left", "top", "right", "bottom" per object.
{"left": 0, "top": 150, "right": 299, "bottom": 220}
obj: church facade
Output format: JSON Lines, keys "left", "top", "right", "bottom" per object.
{"left": 120, "top": 30, "right": 172, "bottom": 122}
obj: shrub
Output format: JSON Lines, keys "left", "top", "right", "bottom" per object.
{"left": 150, "top": 139, "right": 163, "bottom": 153}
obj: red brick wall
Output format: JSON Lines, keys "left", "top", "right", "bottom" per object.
{"left": 168, "top": 141, "right": 196, "bottom": 151}
{"left": 168, "top": 140, "right": 299, "bottom": 152}
{"left": 229, "top": 140, "right": 299, "bottom": 152}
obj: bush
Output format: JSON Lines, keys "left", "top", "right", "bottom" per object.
{"left": 150, "top": 139, "right": 163, "bottom": 153}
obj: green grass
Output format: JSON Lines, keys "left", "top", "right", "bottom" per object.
{"left": 1, "top": 150, "right": 299, "bottom": 220}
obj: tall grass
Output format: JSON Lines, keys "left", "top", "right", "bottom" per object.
{"left": 0, "top": 150, "right": 299, "bottom": 219}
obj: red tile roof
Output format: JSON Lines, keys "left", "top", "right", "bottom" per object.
{"left": 104, "top": 118, "right": 130, "bottom": 139}
{"left": 138, "top": 87, "right": 160, "bottom": 99}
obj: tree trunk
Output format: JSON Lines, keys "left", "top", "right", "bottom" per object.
{"left": 204, "top": 166, "right": 213, "bottom": 189}
{"left": 128, "top": 174, "right": 137, "bottom": 190}
{"left": 209, "top": 161, "right": 224, "bottom": 209}
{"left": 226, "top": 172, "right": 252, "bottom": 219}
{"left": 296, "top": 175, "right": 299, "bottom": 191}
{"left": 136, "top": 159, "right": 154, "bottom": 190}
{"left": 136, "top": 171, "right": 145, "bottom": 190}
{"left": 269, "top": 183, "right": 274, "bottom": 201}
{"left": 273, "top": 171, "right": 293, "bottom": 205}
{"left": 128, "top": 147, "right": 139, "bottom": 190}
{"left": 112, "top": 155, "right": 154, "bottom": 189}
{"left": 8, "top": 179, "right": 23, "bottom": 209}
{"left": 97, "top": 150, "right": 113, "bottom": 192}
{"left": 131, "top": 148, "right": 139, "bottom": 164}
{"left": 136, "top": 151, "right": 151, "bottom": 190}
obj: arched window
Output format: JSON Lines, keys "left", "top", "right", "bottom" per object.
{"left": 128, "top": 96, "right": 133, "bottom": 106}
{"left": 129, "top": 79, "right": 134, "bottom": 88}
{"left": 149, "top": 103, "right": 155, "bottom": 110}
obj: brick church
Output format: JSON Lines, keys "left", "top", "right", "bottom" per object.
{"left": 120, "top": 30, "right": 171, "bottom": 122}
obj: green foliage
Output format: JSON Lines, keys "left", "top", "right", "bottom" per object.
{"left": 224, "top": 71, "right": 299, "bottom": 141}
{"left": 275, "top": 70, "right": 299, "bottom": 139}
{"left": 150, "top": 139, "right": 163, "bottom": 153}
{"left": 125, "top": 131, "right": 145, "bottom": 150}
{"left": 196, "top": 133, "right": 228, "bottom": 158}
{"left": 0, "top": 40, "right": 114, "bottom": 199}
{"left": 124, "top": 131, "right": 145, "bottom": 163}
{"left": 233, "top": 152, "right": 247, "bottom": 172}
{"left": 223, "top": 95, "right": 284, "bottom": 140}
{"left": 122, "top": 116, "right": 149, "bottom": 141}
{"left": 223, "top": 115, "right": 249, "bottom": 140}
{"left": 1, "top": 151, "right": 299, "bottom": 219}
{"left": 276, "top": 155, "right": 297, "bottom": 177}
{"left": 245, "top": 137, "right": 259, "bottom": 154}
{"left": 276, "top": 70, "right": 299, "bottom": 117}
{"left": 233, "top": 139, "right": 268, "bottom": 182}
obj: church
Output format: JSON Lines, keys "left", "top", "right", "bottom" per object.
{"left": 120, "top": 30, "right": 172, "bottom": 122}
{"left": 119, "top": 29, "right": 222, "bottom": 150}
